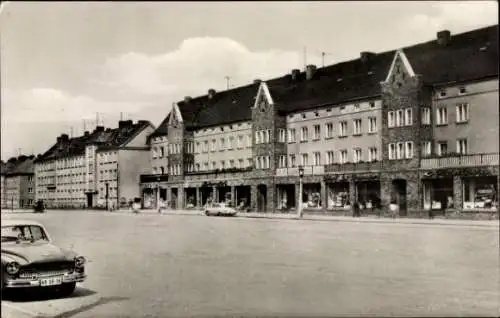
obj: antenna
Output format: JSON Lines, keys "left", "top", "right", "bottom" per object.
{"left": 83, "top": 119, "right": 86, "bottom": 132}
{"left": 70, "top": 127, "right": 74, "bottom": 138}
{"left": 303, "top": 46, "right": 307, "bottom": 70}
{"left": 96, "top": 112, "right": 100, "bottom": 128}
{"left": 319, "top": 51, "right": 333, "bottom": 68}
{"left": 224, "top": 76, "right": 231, "bottom": 90}
{"left": 120, "top": 112, "right": 123, "bottom": 121}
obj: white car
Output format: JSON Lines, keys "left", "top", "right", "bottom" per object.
{"left": 204, "top": 203, "right": 238, "bottom": 217}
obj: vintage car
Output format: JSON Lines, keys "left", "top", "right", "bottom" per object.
{"left": 204, "top": 203, "right": 238, "bottom": 217}
{"left": 1, "top": 219, "right": 86, "bottom": 297}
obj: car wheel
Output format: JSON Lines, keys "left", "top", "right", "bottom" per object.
{"left": 57, "top": 282, "right": 76, "bottom": 297}
{"left": 205, "top": 210, "right": 210, "bottom": 216}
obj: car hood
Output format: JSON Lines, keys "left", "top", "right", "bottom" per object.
{"left": 1, "top": 241, "right": 76, "bottom": 265}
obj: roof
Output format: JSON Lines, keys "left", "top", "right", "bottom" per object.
{"left": 148, "top": 113, "right": 170, "bottom": 140}
{"left": 1, "top": 219, "right": 45, "bottom": 228}
{"left": 1, "top": 156, "right": 36, "bottom": 176}
{"left": 160, "top": 24, "right": 497, "bottom": 130}
{"left": 35, "top": 120, "right": 153, "bottom": 163}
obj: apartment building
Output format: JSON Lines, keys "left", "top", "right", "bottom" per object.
{"left": 140, "top": 25, "right": 498, "bottom": 216}
{"left": 1, "top": 156, "right": 36, "bottom": 209}
{"left": 35, "top": 120, "right": 155, "bottom": 208}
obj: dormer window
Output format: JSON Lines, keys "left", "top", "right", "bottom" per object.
{"left": 301, "top": 114, "right": 306, "bottom": 119}
{"left": 314, "top": 112, "right": 319, "bottom": 117}
{"left": 369, "top": 101, "right": 375, "bottom": 108}
{"left": 459, "top": 87, "right": 467, "bottom": 95}
{"left": 439, "top": 90, "right": 447, "bottom": 97}
{"left": 354, "top": 103, "right": 360, "bottom": 109}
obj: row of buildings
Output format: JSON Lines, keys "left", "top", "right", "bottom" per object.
{"left": 3, "top": 24, "right": 499, "bottom": 216}
{"left": 1, "top": 156, "right": 36, "bottom": 209}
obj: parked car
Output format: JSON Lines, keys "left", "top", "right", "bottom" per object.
{"left": 33, "top": 200, "right": 45, "bottom": 213}
{"left": 1, "top": 219, "right": 86, "bottom": 297}
{"left": 204, "top": 203, "right": 238, "bottom": 217}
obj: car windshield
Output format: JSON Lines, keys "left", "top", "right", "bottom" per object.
{"left": 1, "top": 225, "right": 49, "bottom": 243}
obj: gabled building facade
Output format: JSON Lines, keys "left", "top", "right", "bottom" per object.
{"left": 1, "top": 156, "right": 36, "bottom": 209}
{"left": 34, "top": 120, "right": 155, "bottom": 209}
{"left": 140, "top": 25, "right": 499, "bottom": 217}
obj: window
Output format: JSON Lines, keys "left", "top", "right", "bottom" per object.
{"left": 28, "top": 187, "right": 33, "bottom": 193}
{"left": 436, "top": 107, "right": 448, "bottom": 125}
{"left": 458, "top": 86, "right": 467, "bottom": 95}
{"left": 266, "top": 129, "right": 272, "bottom": 143}
{"left": 152, "top": 147, "right": 158, "bottom": 158}
{"left": 204, "top": 162, "right": 209, "bottom": 171}
{"left": 220, "top": 138, "right": 226, "bottom": 150}
{"left": 339, "top": 121, "right": 348, "bottom": 137}
{"left": 237, "top": 135, "right": 244, "bottom": 148}
{"left": 339, "top": 150, "right": 348, "bottom": 164}
{"left": 396, "top": 142, "right": 405, "bottom": 159}
{"left": 211, "top": 139, "right": 216, "bottom": 152}
{"left": 159, "top": 147, "right": 164, "bottom": 157}
{"left": 388, "top": 111, "right": 395, "bottom": 128}
{"left": 278, "top": 129, "right": 286, "bottom": 143}
{"left": 368, "top": 147, "right": 378, "bottom": 162}
{"left": 353, "top": 148, "right": 362, "bottom": 163}
{"left": 229, "top": 160, "right": 235, "bottom": 168}
{"left": 456, "top": 103, "right": 469, "bottom": 123}
{"left": 396, "top": 110, "right": 404, "bottom": 127}
{"left": 405, "top": 141, "right": 414, "bottom": 159}
{"left": 255, "top": 131, "right": 261, "bottom": 144}
{"left": 247, "top": 158, "right": 253, "bottom": 167}
{"left": 325, "top": 123, "right": 334, "bottom": 138}
{"left": 456, "top": 139, "right": 468, "bottom": 154}
{"left": 228, "top": 137, "right": 234, "bottom": 150}
{"left": 278, "top": 155, "right": 287, "bottom": 168}
{"left": 160, "top": 167, "right": 165, "bottom": 174}
{"left": 437, "top": 141, "right": 448, "bottom": 156}
{"left": 421, "top": 141, "right": 432, "bottom": 157}
{"left": 289, "top": 154, "right": 296, "bottom": 167}
{"left": 300, "top": 127, "right": 308, "bottom": 142}
{"left": 313, "top": 125, "right": 321, "bottom": 140}
{"left": 211, "top": 161, "right": 216, "bottom": 170}
{"left": 220, "top": 161, "right": 226, "bottom": 169}
{"left": 287, "top": 128, "right": 296, "bottom": 143}
{"left": 238, "top": 159, "right": 244, "bottom": 168}
{"left": 439, "top": 90, "right": 447, "bottom": 98}
{"left": 405, "top": 108, "right": 413, "bottom": 126}
{"left": 246, "top": 135, "right": 252, "bottom": 148}
{"left": 326, "top": 151, "right": 334, "bottom": 165}
{"left": 153, "top": 167, "right": 157, "bottom": 174}
{"left": 368, "top": 117, "right": 377, "bottom": 133}
{"left": 203, "top": 141, "right": 209, "bottom": 153}
{"left": 421, "top": 108, "right": 431, "bottom": 125}
{"left": 313, "top": 152, "right": 321, "bottom": 166}
{"left": 195, "top": 142, "right": 200, "bottom": 153}
{"left": 301, "top": 153, "right": 309, "bottom": 166}
{"left": 353, "top": 119, "right": 362, "bottom": 135}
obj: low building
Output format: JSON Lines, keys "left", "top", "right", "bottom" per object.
{"left": 140, "top": 25, "right": 498, "bottom": 217}
{"left": 34, "top": 120, "right": 155, "bottom": 209}
{"left": 1, "top": 156, "right": 36, "bottom": 209}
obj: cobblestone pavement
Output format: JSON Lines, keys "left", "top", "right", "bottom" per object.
{"left": 1, "top": 211, "right": 499, "bottom": 317}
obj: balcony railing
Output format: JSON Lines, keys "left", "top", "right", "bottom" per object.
{"left": 420, "top": 153, "right": 499, "bottom": 169}
{"left": 184, "top": 168, "right": 253, "bottom": 181}
{"left": 324, "top": 161, "right": 382, "bottom": 173}
{"left": 140, "top": 174, "right": 169, "bottom": 183}
{"left": 276, "top": 166, "right": 325, "bottom": 177}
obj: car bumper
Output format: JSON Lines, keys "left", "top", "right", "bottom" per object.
{"left": 4, "top": 272, "right": 86, "bottom": 288}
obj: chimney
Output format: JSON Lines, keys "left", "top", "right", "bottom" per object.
{"left": 84, "top": 131, "right": 90, "bottom": 136}
{"left": 184, "top": 96, "right": 192, "bottom": 103}
{"left": 437, "top": 30, "right": 451, "bottom": 46}
{"left": 291, "top": 69, "right": 300, "bottom": 81}
{"left": 253, "top": 79, "right": 261, "bottom": 85}
{"left": 208, "top": 89, "right": 216, "bottom": 99}
{"left": 118, "top": 120, "right": 126, "bottom": 129}
{"left": 106, "top": 128, "right": 112, "bottom": 132}
{"left": 95, "top": 126, "right": 104, "bottom": 132}
{"left": 360, "top": 51, "right": 376, "bottom": 63}
{"left": 61, "top": 134, "right": 69, "bottom": 142}
{"left": 29, "top": 155, "right": 35, "bottom": 159}
{"left": 306, "top": 64, "right": 317, "bottom": 80}
{"left": 57, "top": 137, "right": 61, "bottom": 143}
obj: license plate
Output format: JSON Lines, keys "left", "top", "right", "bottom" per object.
{"left": 40, "top": 276, "right": 62, "bottom": 286}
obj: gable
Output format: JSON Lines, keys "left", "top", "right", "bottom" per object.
{"left": 168, "top": 104, "right": 184, "bottom": 127}
{"left": 385, "top": 50, "right": 416, "bottom": 83}
{"left": 252, "top": 82, "right": 274, "bottom": 110}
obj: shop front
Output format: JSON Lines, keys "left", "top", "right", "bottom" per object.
{"left": 276, "top": 184, "right": 296, "bottom": 211}
{"left": 422, "top": 178, "right": 454, "bottom": 211}
{"left": 301, "top": 183, "right": 322, "bottom": 210}
{"left": 326, "top": 181, "right": 350, "bottom": 210}
{"left": 462, "top": 176, "right": 498, "bottom": 211}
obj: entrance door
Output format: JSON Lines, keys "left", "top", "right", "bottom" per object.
{"left": 171, "top": 188, "right": 178, "bottom": 209}
{"left": 86, "top": 193, "right": 93, "bottom": 208}
{"left": 392, "top": 179, "right": 407, "bottom": 216}
{"left": 257, "top": 185, "right": 267, "bottom": 212}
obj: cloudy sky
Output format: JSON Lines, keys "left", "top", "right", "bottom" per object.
{"left": 0, "top": 1, "right": 498, "bottom": 159}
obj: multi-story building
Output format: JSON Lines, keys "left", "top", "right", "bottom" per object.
{"left": 140, "top": 25, "right": 498, "bottom": 217}
{"left": 35, "top": 120, "right": 155, "bottom": 208}
{"left": 1, "top": 156, "right": 36, "bottom": 209}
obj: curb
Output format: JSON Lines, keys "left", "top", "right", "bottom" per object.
{"left": 1, "top": 303, "right": 43, "bottom": 318}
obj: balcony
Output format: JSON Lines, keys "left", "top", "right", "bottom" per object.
{"left": 140, "top": 174, "right": 169, "bottom": 183}
{"left": 421, "top": 153, "right": 499, "bottom": 169}
{"left": 324, "top": 161, "right": 382, "bottom": 173}
{"left": 276, "top": 166, "right": 325, "bottom": 177}
{"left": 184, "top": 168, "right": 253, "bottom": 182}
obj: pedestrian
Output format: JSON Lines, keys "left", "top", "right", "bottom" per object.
{"left": 352, "top": 201, "right": 360, "bottom": 217}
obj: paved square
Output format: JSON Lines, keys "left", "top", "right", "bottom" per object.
{"left": 2, "top": 211, "right": 499, "bottom": 317}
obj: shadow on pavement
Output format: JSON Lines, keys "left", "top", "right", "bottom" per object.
{"left": 2, "top": 287, "right": 97, "bottom": 302}
{"left": 52, "top": 296, "right": 129, "bottom": 318}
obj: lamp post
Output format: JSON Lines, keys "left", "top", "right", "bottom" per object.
{"left": 156, "top": 176, "right": 160, "bottom": 212}
{"left": 298, "top": 165, "right": 304, "bottom": 218}
{"left": 105, "top": 182, "right": 109, "bottom": 211}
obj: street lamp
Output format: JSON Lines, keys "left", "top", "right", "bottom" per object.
{"left": 156, "top": 176, "right": 161, "bottom": 211}
{"left": 105, "top": 182, "right": 109, "bottom": 211}
{"left": 298, "top": 165, "right": 304, "bottom": 218}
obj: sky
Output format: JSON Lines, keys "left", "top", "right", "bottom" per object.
{"left": 0, "top": 1, "right": 498, "bottom": 160}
